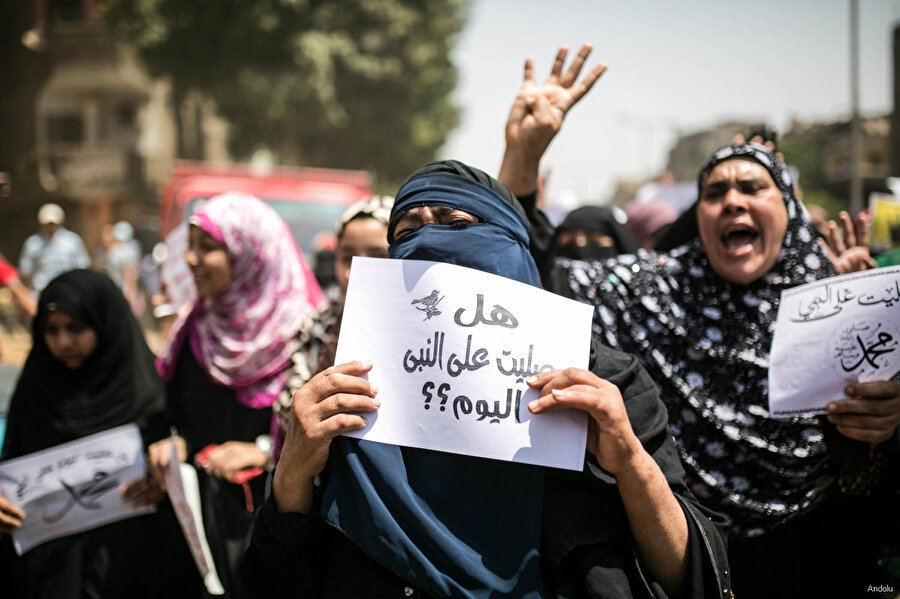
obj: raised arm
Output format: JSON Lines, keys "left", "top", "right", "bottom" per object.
{"left": 498, "top": 44, "right": 607, "bottom": 196}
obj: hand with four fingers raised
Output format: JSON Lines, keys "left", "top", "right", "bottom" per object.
{"left": 499, "top": 43, "right": 607, "bottom": 196}
{"left": 818, "top": 209, "right": 876, "bottom": 274}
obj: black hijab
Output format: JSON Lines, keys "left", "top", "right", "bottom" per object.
{"left": 2, "top": 270, "right": 165, "bottom": 459}
{"left": 555, "top": 205, "right": 637, "bottom": 259}
{"left": 557, "top": 143, "right": 841, "bottom": 537}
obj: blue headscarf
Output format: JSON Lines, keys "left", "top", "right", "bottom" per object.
{"left": 387, "top": 169, "right": 540, "bottom": 287}
{"left": 321, "top": 161, "right": 546, "bottom": 598}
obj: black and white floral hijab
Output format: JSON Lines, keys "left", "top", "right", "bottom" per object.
{"left": 557, "top": 143, "right": 837, "bottom": 538}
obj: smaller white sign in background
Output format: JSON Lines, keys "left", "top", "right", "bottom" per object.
{"left": 334, "top": 257, "right": 593, "bottom": 471}
{"left": 769, "top": 266, "right": 900, "bottom": 418}
{"left": 0, "top": 424, "right": 153, "bottom": 555}
{"left": 163, "top": 430, "right": 224, "bottom": 595}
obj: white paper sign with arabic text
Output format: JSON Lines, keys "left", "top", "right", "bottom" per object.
{"left": 334, "top": 257, "right": 593, "bottom": 471}
{"left": 769, "top": 266, "right": 900, "bottom": 418}
{"left": 163, "top": 430, "right": 224, "bottom": 595}
{"left": 0, "top": 424, "right": 153, "bottom": 554}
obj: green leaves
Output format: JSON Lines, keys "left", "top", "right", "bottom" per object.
{"left": 102, "top": 0, "right": 469, "bottom": 185}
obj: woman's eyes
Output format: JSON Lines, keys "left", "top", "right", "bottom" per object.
{"left": 44, "top": 323, "right": 86, "bottom": 336}
{"left": 394, "top": 226, "right": 415, "bottom": 240}
{"left": 394, "top": 215, "right": 476, "bottom": 238}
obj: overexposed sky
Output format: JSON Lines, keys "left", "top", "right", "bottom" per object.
{"left": 441, "top": 0, "right": 899, "bottom": 204}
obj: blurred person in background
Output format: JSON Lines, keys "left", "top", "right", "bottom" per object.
{"left": 0, "top": 253, "right": 36, "bottom": 361}
{"left": 18, "top": 203, "right": 90, "bottom": 294}
{"left": 0, "top": 253, "right": 36, "bottom": 319}
{"left": 274, "top": 195, "right": 392, "bottom": 453}
{"left": 625, "top": 199, "right": 678, "bottom": 250}
{"left": 804, "top": 203, "right": 829, "bottom": 237}
{"left": 104, "top": 221, "right": 144, "bottom": 316}
{"left": 146, "top": 193, "right": 324, "bottom": 598}
{"left": 554, "top": 205, "right": 637, "bottom": 260}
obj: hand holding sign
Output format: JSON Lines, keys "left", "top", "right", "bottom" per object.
{"left": 146, "top": 435, "right": 187, "bottom": 491}
{"left": 0, "top": 491, "right": 25, "bottom": 535}
{"left": 826, "top": 380, "right": 900, "bottom": 444}
{"left": 274, "top": 360, "right": 380, "bottom": 514}
{"left": 769, "top": 267, "right": 900, "bottom": 417}
{"left": 526, "top": 368, "right": 643, "bottom": 475}
{"left": 120, "top": 474, "right": 165, "bottom": 508}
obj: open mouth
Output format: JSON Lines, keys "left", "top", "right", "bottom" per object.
{"left": 720, "top": 224, "right": 759, "bottom": 253}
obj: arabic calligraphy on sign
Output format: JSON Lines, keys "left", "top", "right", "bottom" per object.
{"left": 831, "top": 320, "right": 900, "bottom": 378}
{"left": 421, "top": 380, "right": 528, "bottom": 424}
{"left": 793, "top": 281, "right": 900, "bottom": 322}
{"left": 453, "top": 293, "right": 519, "bottom": 329}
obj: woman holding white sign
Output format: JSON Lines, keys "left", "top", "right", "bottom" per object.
{"left": 148, "top": 192, "right": 324, "bottom": 598}
{"left": 499, "top": 44, "right": 900, "bottom": 597}
{"left": 0, "top": 269, "right": 179, "bottom": 598}
{"left": 241, "top": 161, "right": 730, "bottom": 598}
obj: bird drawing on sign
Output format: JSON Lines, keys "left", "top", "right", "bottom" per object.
{"left": 411, "top": 289, "right": 444, "bottom": 320}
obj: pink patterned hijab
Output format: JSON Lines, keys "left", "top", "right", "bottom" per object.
{"left": 157, "top": 192, "right": 324, "bottom": 408}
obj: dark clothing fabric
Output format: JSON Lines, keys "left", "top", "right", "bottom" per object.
{"left": 728, "top": 488, "right": 900, "bottom": 598}
{"left": 161, "top": 345, "right": 271, "bottom": 599}
{"left": 240, "top": 342, "right": 732, "bottom": 599}
{"left": 0, "top": 270, "right": 171, "bottom": 599}
{"left": 166, "top": 344, "right": 273, "bottom": 458}
{"left": 516, "top": 191, "right": 562, "bottom": 283}
{"left": 2, "top": 514, "right": 167, "bottom": 599}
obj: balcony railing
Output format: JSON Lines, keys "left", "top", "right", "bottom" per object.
{"left": 47, "top": 144, "right": 144, "bottom": 198}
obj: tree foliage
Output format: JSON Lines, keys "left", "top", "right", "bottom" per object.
{"left": 101, "top": 0, "right": 468, "bottom": 185}
{"left": 779, "top": 132, "right": 847, "bottom": 217}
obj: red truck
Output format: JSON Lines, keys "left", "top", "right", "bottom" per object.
{"left": 160, "top": 160, "right": 375, "bottom": 262}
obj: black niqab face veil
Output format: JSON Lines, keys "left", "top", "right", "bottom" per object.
{"left": 554, "top": 205, "right": 637, "bottom": 260}
{"left": 2, "top": 270, "right": 165, "bottom": 459}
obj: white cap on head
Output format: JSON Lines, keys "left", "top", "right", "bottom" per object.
{"left": 37, "top": 203, "right": 64, "bottom": 225}
{"left": 113, "top": 220, "right": 134, "bottom": 242}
